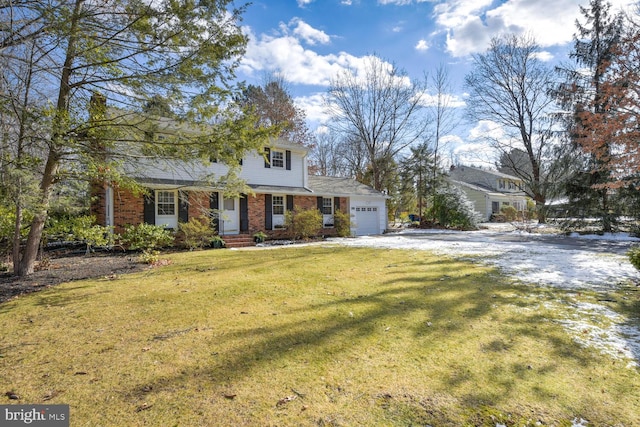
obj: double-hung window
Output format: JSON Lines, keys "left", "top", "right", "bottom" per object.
{"left": 155, "top": 190, "right": 178, "bottom": 229}
{"left": 271, "top": 150, "right": 284, "bottom": 168}
{"left": 322, "top": 197, "right": 334, "bottom": 227}
{"left": 157, "top": 191, "right": 176, "bottom": 216}
{"left": 273, "top": 196, "right": 284, "bottom": 215}
{"left": 272, "top": 195, "right": 285, "bottom": 228}
{"left": 322, "top": 197, "right": 333, "bottom": 215}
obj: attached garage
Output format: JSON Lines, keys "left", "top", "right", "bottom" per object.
{"left": 352, "top": 206, "right": 380, "bottom": 236}
{"left": 307, "top": 177, "right": 388, "bottom": 236}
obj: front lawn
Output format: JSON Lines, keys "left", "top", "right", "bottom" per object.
{"left": 1, "top": 246, "right": 638, "bottom": 426}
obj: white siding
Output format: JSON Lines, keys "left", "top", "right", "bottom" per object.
{"left": 125, "top": 147, "right": 307, "bottom": 189}
{"left": 238, "top": 150, "right": 306, "bottom": 188}
{"left": 349, "top": 196, "right": 387, "bottom": 235}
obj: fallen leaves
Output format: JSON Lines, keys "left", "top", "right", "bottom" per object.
{"left": 276, "top": 395, "right": 297, "bottom": 406}
{"left": 135, "top": 403, "right": 153, "bottom": 412}
{"left": 5, "top": 391, "right": 20, "bottom": 400}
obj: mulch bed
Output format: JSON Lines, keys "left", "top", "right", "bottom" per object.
{"left": 0, "top": 252, "right": 149, "bottom": 304}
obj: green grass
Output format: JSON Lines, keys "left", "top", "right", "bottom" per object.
{"left": 1, "top": 246, "right": 639, "bottom": 426}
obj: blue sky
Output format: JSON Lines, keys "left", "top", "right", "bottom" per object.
{"left": 236, "top": 0, "right": 635, "bottom": 165}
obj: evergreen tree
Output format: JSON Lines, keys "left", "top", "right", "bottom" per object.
{"left": 555, "top": 0, "right": 625, "bottom": 231}
{"left": 1, "top": 0, "right": 270, "bottom": 275}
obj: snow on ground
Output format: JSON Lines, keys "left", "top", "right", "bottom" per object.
{"left": 328, "top": 226, "right": 640, "bottom": 368}
{"left": 332, "top": 227, "right": 639, "bottom": 291}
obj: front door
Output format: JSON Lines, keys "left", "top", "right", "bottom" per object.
{"left": 220, "top": 196, "right": 239, "bottom": 235}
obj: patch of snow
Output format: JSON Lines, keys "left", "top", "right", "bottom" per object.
{"left": 328, "top": 230, "right": 640, "bottom": 368}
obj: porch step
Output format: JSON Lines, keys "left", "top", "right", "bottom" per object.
{"left": 221, "top": 234, "right": 255, "bottom": 249}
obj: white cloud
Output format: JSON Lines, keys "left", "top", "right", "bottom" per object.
{"left": 469, "top": 120, "right": 504, "bottom": 141}
{"left": 295, "top": 93, "right": 331, "bottom": 124}
{"left": 297, "top": 0, "right": 314, "bottom": 7}
{"left": 241, "top": 24, "right": 408, "bottom": 90}
{"left": 533, "top": 51, "right": 554, "bottom": 62}
{"left": 415, "top": 39, "right": 430, "bottom": 51}
{"left": 241, "top": 26, "right": 375, "bottom": 87}
{"left": 290, "top": 18, "right": 331, "bottom": 45}
{"left": 418, "top": 91, "right": 466, "bottom": 108}
{"left": 433, "top": 0, "right": 636, "bottom": 58}
{"left": 378, "top": 0, "right": 414, "bottom": 5}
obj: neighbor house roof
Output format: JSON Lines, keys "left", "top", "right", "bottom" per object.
{"left": 450, "top": 179, "right": 527, "bottom": 198}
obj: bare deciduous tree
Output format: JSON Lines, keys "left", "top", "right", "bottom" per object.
{"left": 324, "top": 55, "right": 430, "bottom": 192}
{"left": 465, "top": 34, "right": 561, "bottom": 222}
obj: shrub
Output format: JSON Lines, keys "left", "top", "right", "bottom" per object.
{"left": 139, "top": 249, "right": 160, "bottom": 265}
{"left": 253, "top": 231, "right": 267, "bottom": 243}
{"left": 44, "top": 215, "right": 114, "bottom": 252}
{"left": 285, "top": 207, "right": 322, "bottom": 240}
{"left": 500, "top": 205, "right": 518, "bottom": 221}
{"left": 334, "top": 209, "right": 352, "bottom": 237}
{"left": 120, "top": 223, "right": 174, "bottom": 251}
{"left": 428, "top": 185, "right": 481, "bottom": 230}
{"left": 210, "top": 235, "right": 225, "bottom": 248}
{"left": 628, "top": 247, "right": 640, "bottom": 272}
{"left": 178, "top": 217, "right": 216, "bottom": 250}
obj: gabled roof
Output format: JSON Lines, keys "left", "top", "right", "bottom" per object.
{"left": 449, "top": 179, "right": 527, "bottom": 198}
{"left": 449, "top": 165, "right": 522, "bottom": 181}
{"left": 308, "top": 176, "right": 387, "bottom": 198}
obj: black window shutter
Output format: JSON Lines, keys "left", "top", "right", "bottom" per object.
{"left": 178, "top": 191, "right": 189, "bottom": 223}
{"left": 265, "top": 194, "right": 273, "bottom": 230}
{"left": 286, "top": 150, "right": 291, "bottom": 170}
{"left": 210, "top": 192, "right": 219, "bottom": 232}
{"left": 264, "top": 147, "right": 271, "bottom": 168}
{"left": 286, "top": 195, "right": 294, "bottom": 211}
{"left": 240, "top": 194, "right": 249, "bottom": 232}
{"left": 143, "top": 191, "right": 155, "bottom": 225}
{"left": 334, "top": 197, "right": 340, "bottom": 211}
{"left": 317, "top": 196, "right": 323, "bottom": 212}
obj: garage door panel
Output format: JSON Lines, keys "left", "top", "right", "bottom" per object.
{"left": 353, "top": 206, "right": 379, "bottom": 235}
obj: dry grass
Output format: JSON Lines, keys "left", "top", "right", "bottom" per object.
{"left": 1, "top": 246, "right": 639, "bottom": 426}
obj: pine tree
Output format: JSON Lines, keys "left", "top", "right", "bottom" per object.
{"left": 555, "top": 0, "right": 625, "bottom": 231}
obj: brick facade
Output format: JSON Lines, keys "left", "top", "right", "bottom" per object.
{"left": 92, "top": 185, "right": 349, "bottom": 238}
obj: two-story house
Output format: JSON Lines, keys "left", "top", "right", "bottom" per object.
{"left": 91, "top": 138, "right": 388, "bottom": 238}
{"left": 448, "top": 165, "right": 528, "bottom": 221}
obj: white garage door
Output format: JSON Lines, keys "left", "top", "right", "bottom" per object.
{"left": 354, "top": 206, "right": 379, "bottom": 235}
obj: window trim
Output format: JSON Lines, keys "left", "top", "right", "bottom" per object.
{"left": 271, "top": 150, "right": 285, "bottom": 168}
{"left": 272, "top": 195, "right": 285, "bottom": 215}
{"left": 156, "top": 190, "right": 177, "bottom": 216}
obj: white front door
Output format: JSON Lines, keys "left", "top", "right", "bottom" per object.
{"left": 221, "top": 196, "right": 239, "bottom": 235}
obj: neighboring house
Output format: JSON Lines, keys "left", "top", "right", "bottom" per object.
{"left": 91, "top": 138, "right": 388, "bottom": 238}
{"left": 448, "top": 165, "right": 529, "bottom": 221}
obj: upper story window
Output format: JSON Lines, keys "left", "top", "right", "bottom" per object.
{"left": 264, "top": 147, "right": 291, "bottom": 170}
{"left": 271, "top": 150, "right": 284, "bottom": 168}
{"left": 498, "top": 180, "right": 505, "bottom": 189}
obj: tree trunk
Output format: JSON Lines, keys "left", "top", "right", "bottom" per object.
{"left": 15, "top": 152, "right": 59, "bottom": 276}
{"left": 12, "top": 204, "right": 23, "bottom": 272}
{"left": 14, "top": 0, "right": 82, "bottom": 276}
